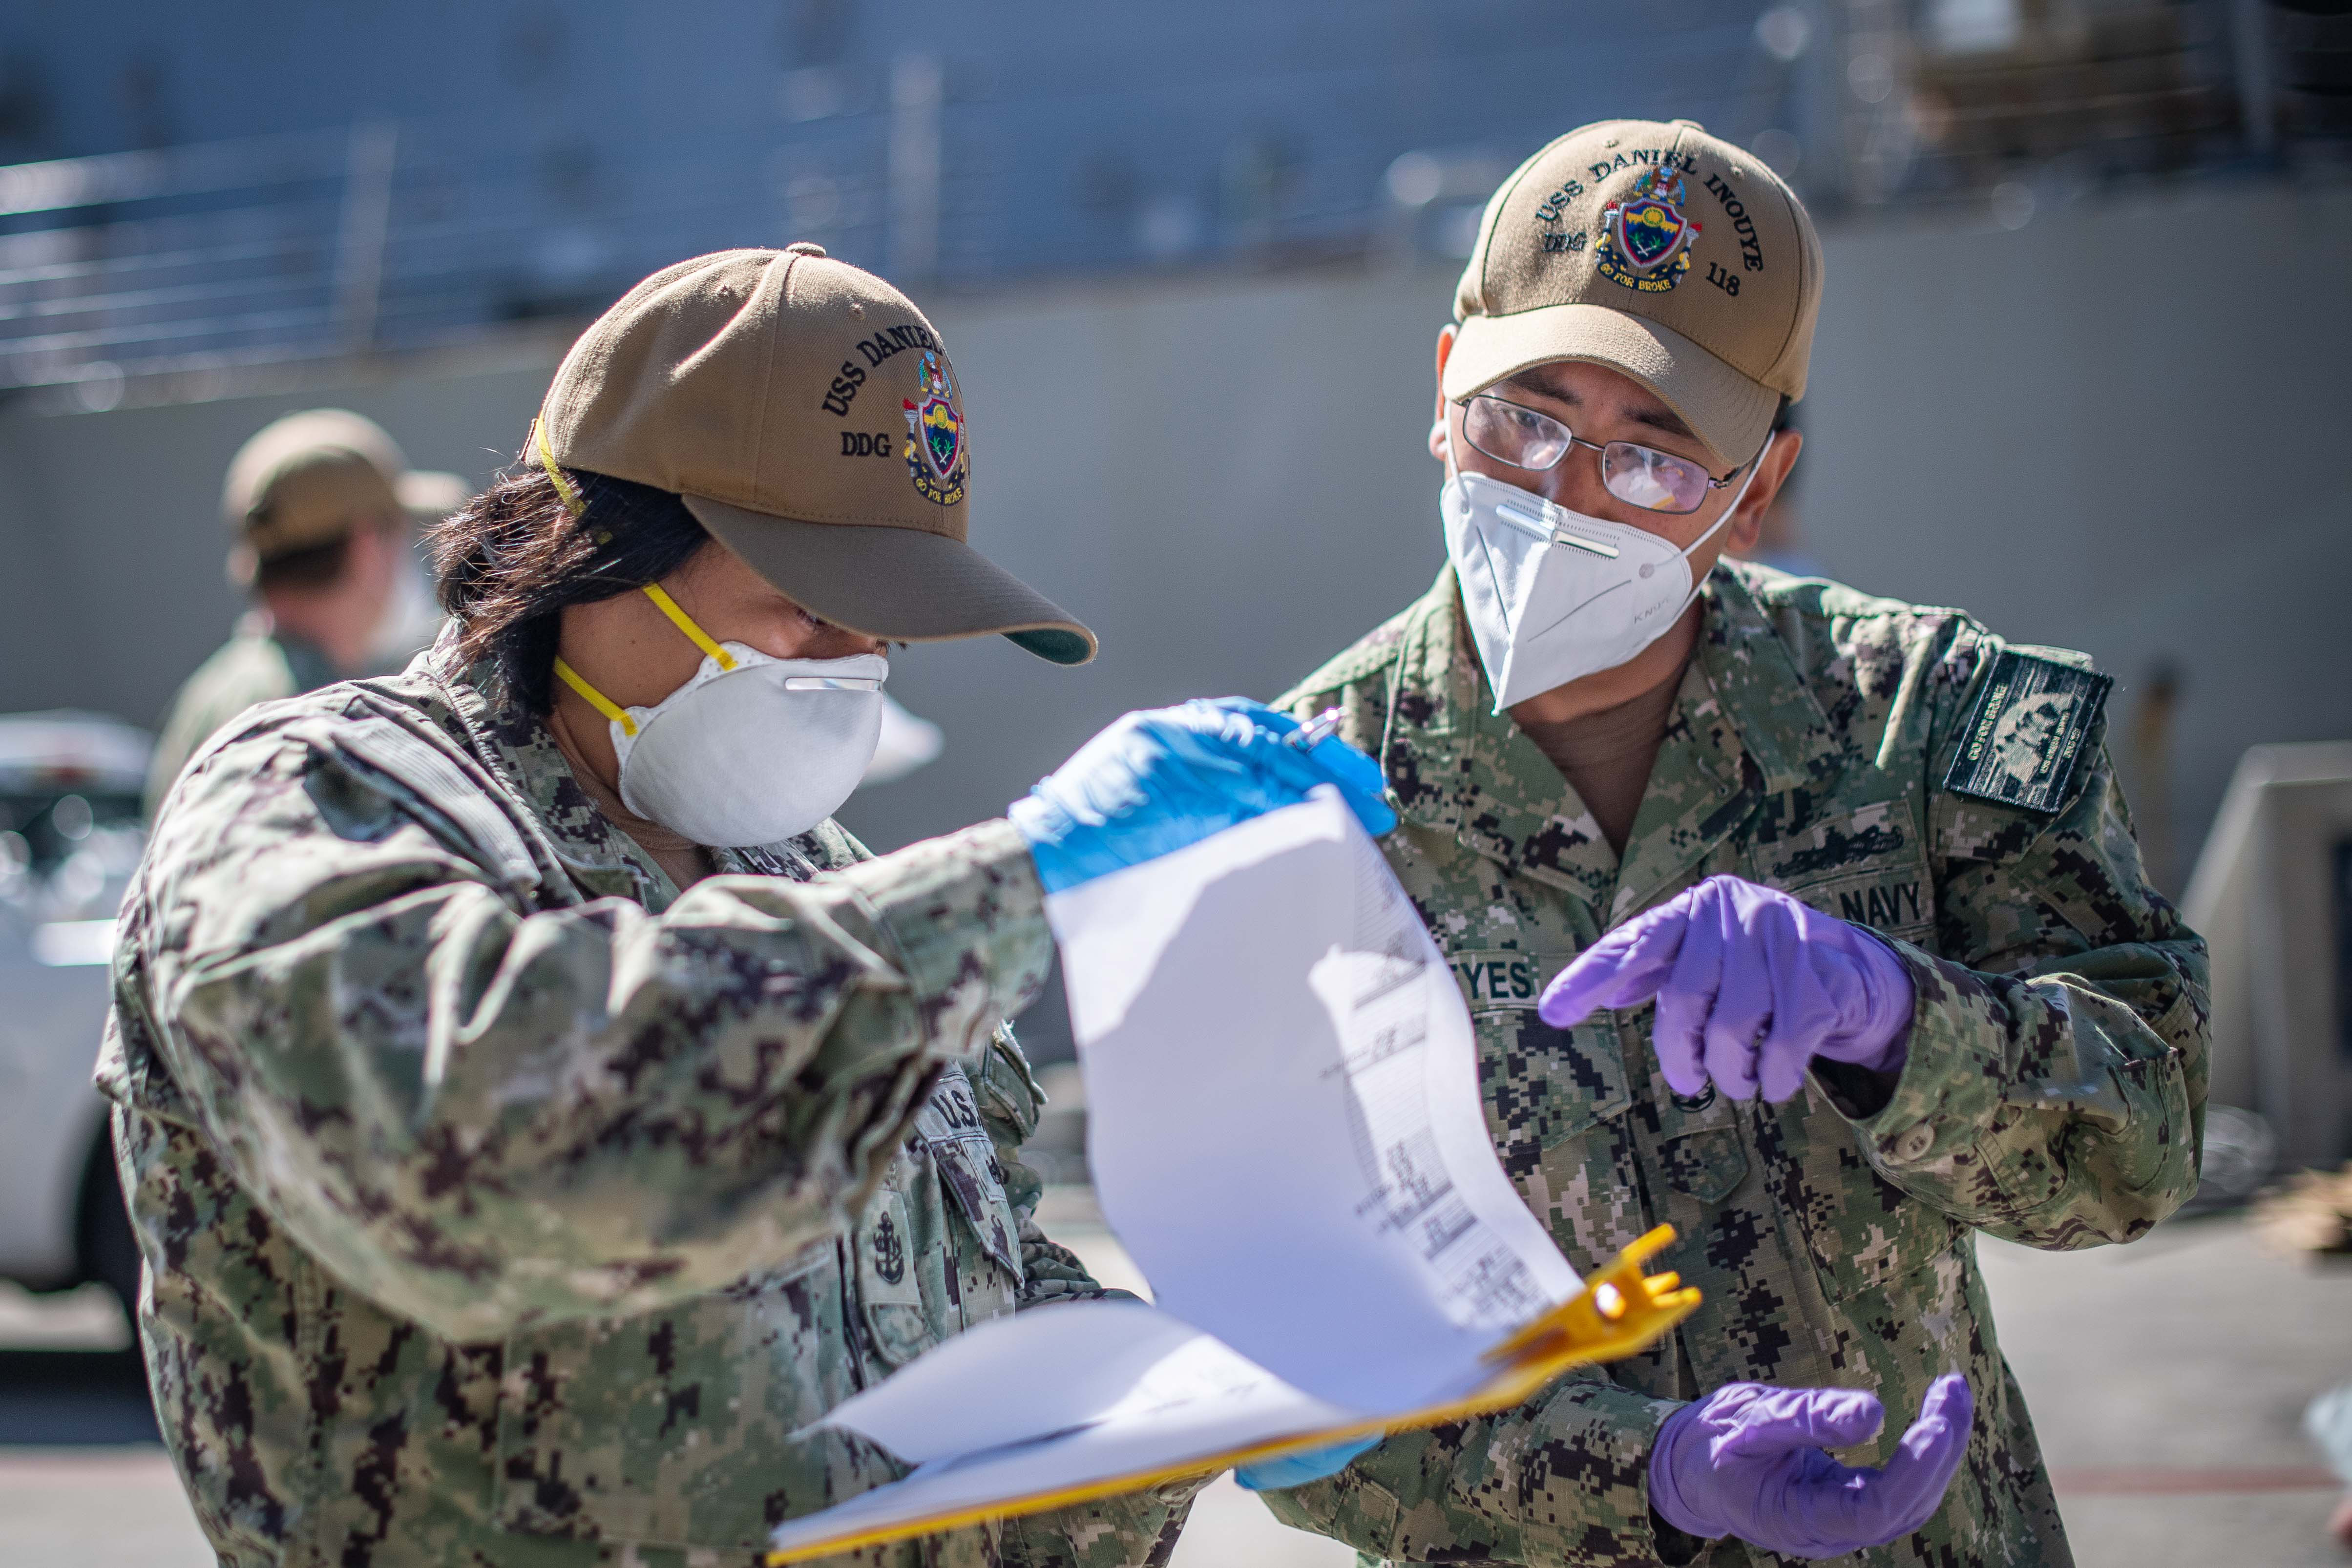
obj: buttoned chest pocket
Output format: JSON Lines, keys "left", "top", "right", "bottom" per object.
{"left": 1748, "top": 804, "right": 1936, "bottom": 949}
{"left": 1471, "top": 1007, "right": 1634, "bottom": 1155}
{"left": 1469, "top": 1001, "right": 1647, "bottom": 1262}
{"left": 1651, "top": 1075, "right": 1751, "bottom": 1206}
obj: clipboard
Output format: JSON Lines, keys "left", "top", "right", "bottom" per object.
{"left": 766, "top": 1226, "right": 1696, "bottom": 1564}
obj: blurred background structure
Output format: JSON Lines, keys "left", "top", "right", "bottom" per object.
{"left": 1, "top": 0, "right": 2349, "bottom": 1060}
{"left": 0, "top": 3, "right": 2350, "bottom": 1563}
{"left": 0, "top": 0, "right": 2338, "bottom": 397}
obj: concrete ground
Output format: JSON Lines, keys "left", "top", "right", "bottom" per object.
{"left": 2, "top": 1207, "right": 2345, "bottom": 1567}
{"left": 1973, "top": 1214, "right": 2350, "bottom": 1566}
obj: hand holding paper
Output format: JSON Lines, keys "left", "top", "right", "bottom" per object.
{"left": 1234, "top": 1435, "right": 1381, "bottom": 1492}
{"left": 1008, "top": 698, "right": 1395, "bottom": 891}
{"left": 764, "top": 793, "right": 1696, "bottom": 1564}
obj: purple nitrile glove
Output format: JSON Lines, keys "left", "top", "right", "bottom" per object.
{"left": 1538, "top": 875, "right": 1916, "bottom": 1104}
{"left": 1650, "top": 1375, "right": 1974, "bottom": 1560}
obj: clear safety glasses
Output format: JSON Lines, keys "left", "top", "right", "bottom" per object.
{"left": 1460, "top": 394, "right": 1750, "bottom": 516}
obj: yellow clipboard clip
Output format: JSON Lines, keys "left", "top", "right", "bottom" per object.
{"left": 1482, "top": 1223, "right": 1697, "bottom": 1371}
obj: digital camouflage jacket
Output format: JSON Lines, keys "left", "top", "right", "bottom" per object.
{"left": 100, "top": 632, "right": 1190, "bottom": 1568}
{"left": 1265, "top": 563, "right": 2206, "bottom": 1568}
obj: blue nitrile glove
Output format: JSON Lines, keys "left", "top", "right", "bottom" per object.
{"left": 1538, "top": 875, "right": 1916, "bottom": 1103}
{"left": 1234, "top": 1434, "right": 1383, "bottom": 1492}
{"left": 1008, "top": 698, "right": 1395, "bottom": 894}
{"left": 1649, "top": 1375, "right": 1974, "bottom": 1560}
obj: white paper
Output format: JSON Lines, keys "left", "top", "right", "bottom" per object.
{"left": 767, "top": 1297, "right": 1364, "bottom": 1557}
{"left": 1053, "top": 789, "right": 1579, "bottom": 1410}
{"left": 802, "top": 1298, "right": 1349, "bottom": 1466}
{"left": 775, "top": 791, "right": 1582, "bottom": 1558}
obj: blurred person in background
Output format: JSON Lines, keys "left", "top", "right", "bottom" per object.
{"left": 141, "top": 408, "right": 467, "bottom": 816}
{"left": 100, "top": 246, "right": 1388, "bottom": 1568}
{"left": 1252, "top": 120, "right": 2205, "bottom": 1565}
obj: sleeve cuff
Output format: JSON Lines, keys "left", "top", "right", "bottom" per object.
{"left": 1497, "top": 1382, "right": 1688, "bottom": 1566}
{"left": 839, "top": 818, "right": 1055, "bottom": 1067}
{"left": 1826, "top": 937, "right": 2012, "bottom": 1171}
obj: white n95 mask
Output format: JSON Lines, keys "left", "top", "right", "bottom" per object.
{"left": 1442, "top": 445, "right": 1768, "bottom": 713}
{"left": 554, "top": 585, "right": 885, "bottom": 847}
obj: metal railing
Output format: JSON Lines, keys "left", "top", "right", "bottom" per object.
{"left": 0, "top": 120, "right": 878, "bottom": 408}
{"left": 0, "top": 2, "right": 2314, "bottom": 414}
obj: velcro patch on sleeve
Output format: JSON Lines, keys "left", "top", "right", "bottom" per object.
{"left": 1942, "top": 649, "right": 2112, "bottom": 813}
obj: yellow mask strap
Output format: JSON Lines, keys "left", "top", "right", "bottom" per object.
{"left": 552, "top": 656, "right": 637, "bottom": 737}
{"left": 641, "top": 584, "right": 738, "bottom": 671}
{"left": 533, "top": 418, "right": 586, "bottom": 518}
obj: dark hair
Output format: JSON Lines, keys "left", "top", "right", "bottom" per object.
{"left": 430, "top": 455, "right": 711, "bottom": 713}
{"left": 254, "top": 534, "right": 355, "bottom": 592}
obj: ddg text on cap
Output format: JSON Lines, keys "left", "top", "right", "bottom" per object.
{"left": 538, "top": 246, "right": 1095, "bottom": 666}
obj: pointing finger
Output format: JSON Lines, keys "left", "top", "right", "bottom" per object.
{"left": 1537, "top": 908, "right": 1689, "bottom": 1026}
{"left": 1652, "top": 909, "right": 1728, "bottom": 1101}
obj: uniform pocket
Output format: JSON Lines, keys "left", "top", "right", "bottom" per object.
{"left": 854, "top": 1184, "right": 937, "bottom": 1368}
{"left": 1447, "top": 944, "right": 1629, "bottom": 1158}
{"left": 1657, "top": 1123, "right": 1749, "bottom": 1206}
{"left": 1637, "top": 1053, "right": 1748, "bottom": 1204}
{"left": 1470, "top": 1007, "right": 1631, "bottom": 1164}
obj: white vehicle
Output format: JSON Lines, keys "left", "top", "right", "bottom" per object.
{"left": 0, "top": 711, "right": 153, "bottom": 1314}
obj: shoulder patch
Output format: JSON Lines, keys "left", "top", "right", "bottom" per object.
{"left": 1942, "top": 648, "right": 2111, "bottom": 813}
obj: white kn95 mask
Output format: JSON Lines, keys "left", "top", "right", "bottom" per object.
{"left": 554, "top": 584, "right": 885, "bottom": 847}
{"left": 1442, "top": 441, "right": 1770, "bottom": 712}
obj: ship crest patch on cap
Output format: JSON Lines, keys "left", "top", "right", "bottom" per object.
{"left": 1596, "top": 167, "right": 1701, "bottom": 294}
{"left": 902, "top": 349, "right": 968, "bottom": 506}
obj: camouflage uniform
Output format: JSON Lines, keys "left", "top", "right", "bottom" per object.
{"left": 144, "top": 620, "right": 339, "bottom": 818}
{"left": 100, "top": 631, "right": 1191, "bottom": 1568}
{"left": 1264, "top": 562, "right": 2206, "bottom": 1567}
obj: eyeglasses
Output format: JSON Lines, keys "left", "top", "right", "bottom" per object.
{"left": 1459, "top": 394, "right": 1748, "bottom": 516}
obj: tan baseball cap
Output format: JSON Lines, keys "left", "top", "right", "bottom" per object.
{"left": 223, "top": 409, "right": 469, "bottom": 564}
{"left": 536, "top": 245, "right": 1096, "bottom": 666}
{"left": 1448, "top": 119, "right": 1824, "bottom": 472}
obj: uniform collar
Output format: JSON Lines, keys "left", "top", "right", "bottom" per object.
{"left": 414, "top": 628, "right": 825, "bottom": 910}
{"left": 1381, "top": 563, "right": 1838, "bottom": 923}
{"left": 1693, "top": 563, "right": 1842, "bottom": 799}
